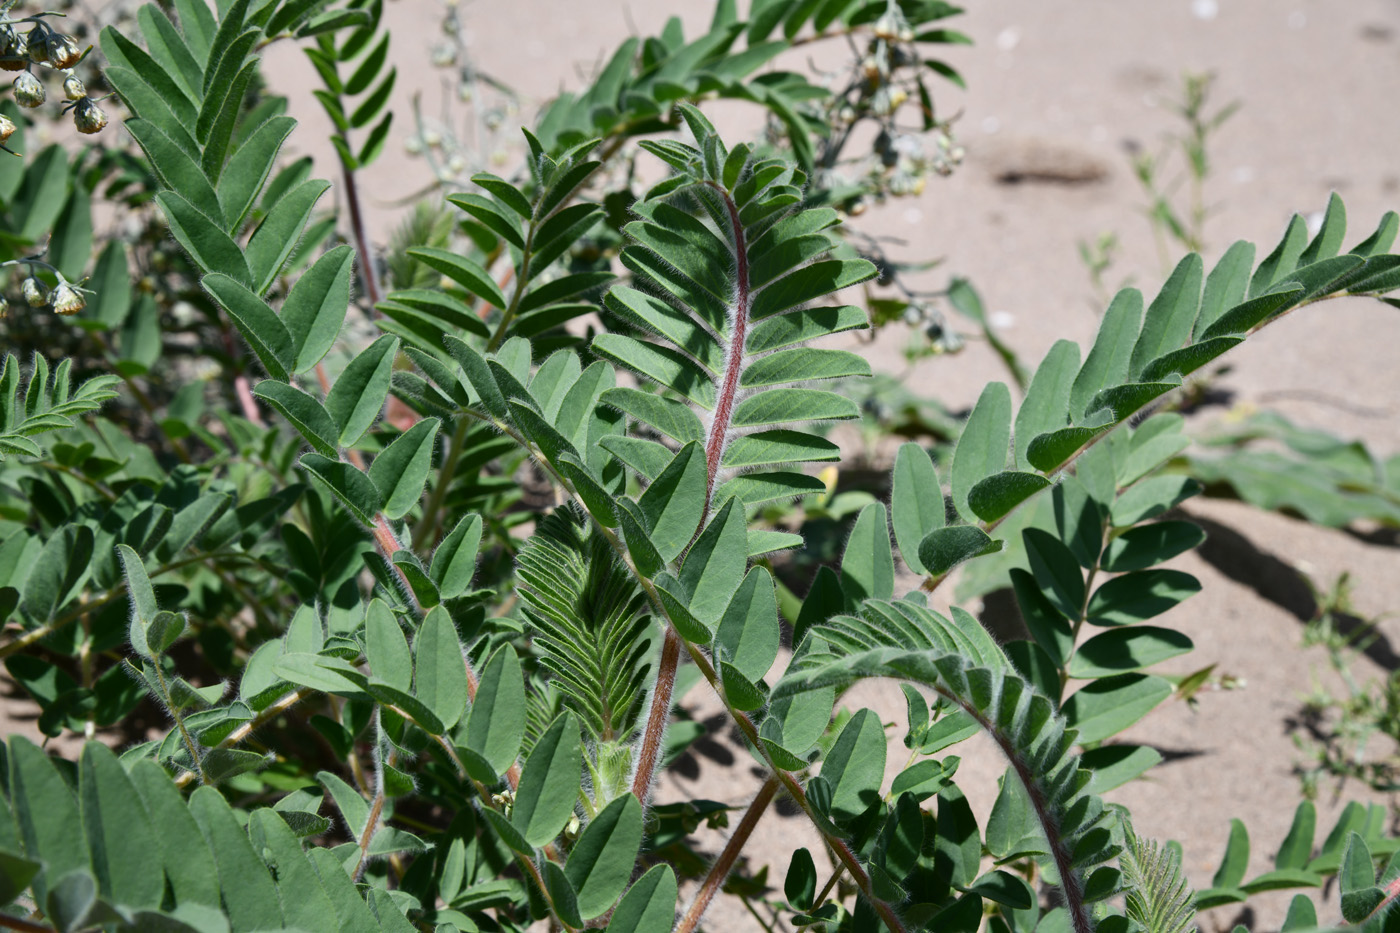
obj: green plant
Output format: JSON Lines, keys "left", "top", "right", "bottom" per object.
{"left": 3, "top": 2, "right": 1400, "bottom": 933}
{"left": 1286, "top": 572, "right": 1400, "bottom": 798}
{"left": 1131, "top": 71, "right": 1240, "bottom": 266}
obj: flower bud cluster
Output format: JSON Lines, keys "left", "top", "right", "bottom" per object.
{"left": 5, "top": 260, "right": 88, "bottom": 318}
{"left": 0, "top": 15, "right": 106, "bottom": 139}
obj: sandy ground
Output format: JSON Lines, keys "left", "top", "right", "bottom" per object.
{"left": 10, "top": 1, "right": 1400, "bottom": 931}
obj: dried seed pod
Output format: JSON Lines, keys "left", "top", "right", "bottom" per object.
{"left": 22, "top": 277, "right": 47, "bottom": 307}
{"left": 50, "top": 282, "right": 85, "bottom": 315}
{"left": 13, "top": 71, "right": 44, "bottom": 108}
{"left": 45, "top": 34, "right": 81, "bottom": 69}
{"left": 62, "top": 73, "right": 84, "bottom": 100}
{"left": 73, "top": 98, "right": 106, "bottom": 134}
{"left": 0, "top": 112, "right": 14, "bottom": 144}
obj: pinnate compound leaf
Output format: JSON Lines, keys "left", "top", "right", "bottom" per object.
{"left": 565, "top": 794, "right": 643, "bottom": 919}
{"left": 369, "top": 418, "right": 440, "bottom": 518}
{"left": 513, "top": 712, "right": 582, "bottom": 847}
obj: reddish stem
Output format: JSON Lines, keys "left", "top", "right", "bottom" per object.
{"left": 630, "top": 626, "right": 680, "bottom": 803}
{"left": 701, "top": 182, "right": 751, "bottom": 510}
{"left": 629, "top": 183, "right": 750, "bottom": 806}
{"left": 341, "top": 158, "right": 382, "bottom": 307}
{"left": 675, "top": 777, "right": 779, "bottom": 933}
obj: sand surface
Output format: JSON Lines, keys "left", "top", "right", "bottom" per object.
{"left": 13, "top": 1, "right": 1400, "bottom": 931}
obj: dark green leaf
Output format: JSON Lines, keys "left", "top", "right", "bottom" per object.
{"left": 1068, "top": 626, "right": 1194, "bottom": 678}
{"left": 203, "top": 273, "right": 292, "bottom": 380}
{"left": 918, "top": 526, "right": 1002, "bottom": 577}
{"left": 513, "top": 712, "right": 582, "bottom": 847}
{"left": 1086, "top": 569, "right": 1201, "bottom": 626}
{"left": 369, "top": 418, "right": 440, "bottom": 518}
{"left": 608, "top": 865, "right": 677, "bottom": 933}
{"left": 283, "top": 245, "right": 355, "bottom": 374}
{"left": 821, "top": 708, "right": 885, "bottom": 821}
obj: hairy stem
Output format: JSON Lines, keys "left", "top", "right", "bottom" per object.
{"left": 351, "top": 713, "right": 394, "bottom": 881}
{"left": 675, "top": 777, "right": 779, "bottom": 933}
{"left": 953, "top": 693, "right": 1093, "bottom": 933}
{"left": 0, "top": 551, "right": 254, "bottom": 659}
{"left": 0, "top": 914, "right": 56, "bottom": 933}
{"left": 155, "top": 661, "right": 209, "bottom": 786}
{"left": 629, "top": 626, "right": 680, "bottom": 803}
{"left": 467, "top": 407, "right": 913, "bottom": 930}
{"left": 700, "top": 181, "right": 750, "bottom": 510}
{"left": 627, "top": 180, "right": 750, "bottom": 807}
